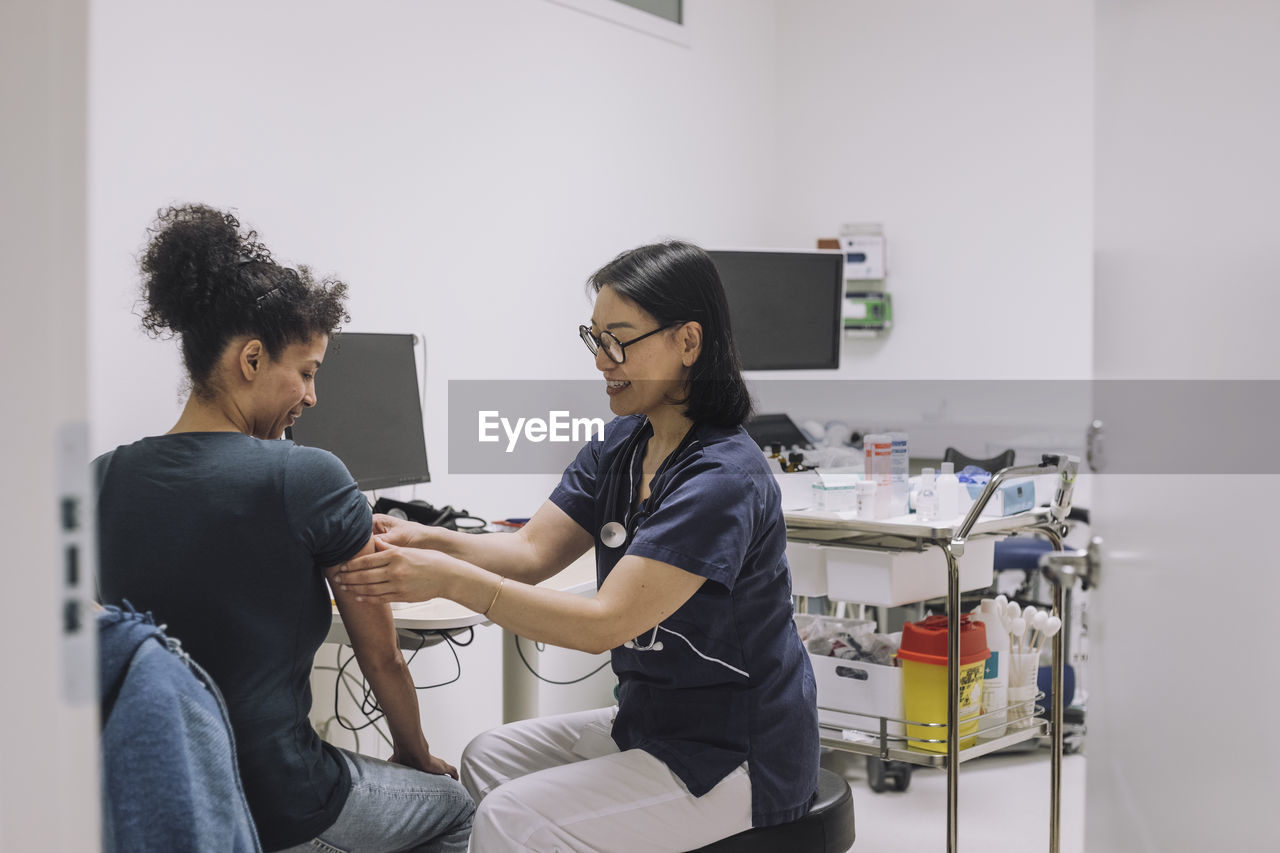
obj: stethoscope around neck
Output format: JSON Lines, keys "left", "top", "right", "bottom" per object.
{"left": 603, "top": 437, "right": 664, "bottom": 651}
{"left": 600, "top": 421, "right": 694, "bottom": 653}
{"left": 599, "top": 421, "right": 693, "bottom": 552}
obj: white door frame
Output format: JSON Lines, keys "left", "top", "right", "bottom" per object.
{"left": 0, "top": 1, "right": 100, "bottom": 849}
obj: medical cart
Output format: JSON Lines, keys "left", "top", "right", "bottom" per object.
{"left": 786, "top": 455, "right": 1079, "bottom": 853}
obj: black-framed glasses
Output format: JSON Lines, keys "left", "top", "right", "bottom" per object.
{"left": 579, "top": 323, "right": 682, "bottom": 364}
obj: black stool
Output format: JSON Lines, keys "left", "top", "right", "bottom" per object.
{"left": 687, "top": 768, "right": 855, "bottom": 852}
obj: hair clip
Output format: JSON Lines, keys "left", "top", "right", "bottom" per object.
{"left": 255, "top": 286, "right": 281, "bottom": 305}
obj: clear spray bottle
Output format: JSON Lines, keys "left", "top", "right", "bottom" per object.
{"left": 916, "top": 467, "right": 938, "bottom": 521}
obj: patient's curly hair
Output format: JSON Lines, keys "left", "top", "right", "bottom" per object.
{"left": 139, "top": 204, "right": 349, "bottom": 397}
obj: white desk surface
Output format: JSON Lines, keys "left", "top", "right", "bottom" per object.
{"left": 327, "top": 550, "right": 597, "bottom": 641}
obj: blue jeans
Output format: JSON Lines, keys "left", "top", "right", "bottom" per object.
{"left": 275, "top": 749, "right": 474, "bottom": 853}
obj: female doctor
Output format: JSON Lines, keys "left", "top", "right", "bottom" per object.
{"left": 337, "top": 240, "right": 818, "bottom": 852}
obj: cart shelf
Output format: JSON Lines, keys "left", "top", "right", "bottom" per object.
{"left": 818, "top": 697, "right": 1049, "bottom": 768}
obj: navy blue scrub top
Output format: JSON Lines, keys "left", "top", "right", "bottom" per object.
{"left": 550, "top": 415, "right": 819, "bottom": 827}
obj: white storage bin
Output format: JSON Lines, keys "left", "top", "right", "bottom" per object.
{"left": 786, "top": 541, "right": 829, "bottom": 598}
{"left": 796, "top": 614, "right": 904, "bottom": 737}
{"left": 824, "top": 537, "right": 996, "bottom": 607}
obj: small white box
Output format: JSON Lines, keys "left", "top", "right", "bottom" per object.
{"left": 796, "top": 614, "right": 904, "bottom": 736}
{"left": 812, "top": 481, "right": 860, "bottom": 512}
{"left": 823, "top": 538, "right": 996, "bottom": 607}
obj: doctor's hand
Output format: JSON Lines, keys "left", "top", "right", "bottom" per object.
{"left": 336, "top": 537, "right": 448, "bottom": 604}
{"left": 371, "top": 513, "right": 433, "bottom": 547}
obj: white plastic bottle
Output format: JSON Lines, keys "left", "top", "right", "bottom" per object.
{"left": 936, "top": 460, "right": 961, "bottom": 519}
{"left": 916, "top": 468, "right": 938, "bottom": 521}
{"left": 973, "top": 599, "right": 1009, "bottom": 738}
{"left": 889, "top": 432, "right": 910, "bottom": 516}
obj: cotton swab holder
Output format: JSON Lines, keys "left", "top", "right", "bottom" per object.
{"left": 1007, "top": 648, "right": 1040, "bottom": 730}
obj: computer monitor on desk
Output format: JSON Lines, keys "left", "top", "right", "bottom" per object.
{"left": 286, "top": 332, "right": 430, "bottom": 491}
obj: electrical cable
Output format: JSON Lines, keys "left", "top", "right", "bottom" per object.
{"left": 327, "top": 627, "right": 475, "bottom": 747}
{"left": 408, "top": 630, "right": 465, "bottom": 691}
{"left": 402, "top": 632, "right": 430, "bottom": 666}
{"left": 311, "top": 664, "right": 365, "bottom": 752}
{"left": 332, "top": 645, "right": 390, "bottom": 742}
{"left": 513, "top": 634, "right": 612, "bottom": 685}
{"left": 334, "top": 715, "right": 361, "bottom": 754}
{"left": 341, "top": 676, "right": 392, "bottom": 749}
{"left": 441, "top": 626, "right": 476, "bottom": 647}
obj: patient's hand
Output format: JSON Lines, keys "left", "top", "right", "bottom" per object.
{"left": 391, "top": 750, "right": 459, "bottom": 780}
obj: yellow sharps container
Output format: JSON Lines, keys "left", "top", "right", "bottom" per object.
{"left": 898, "top": 613, "right": 989, "bottom": 753}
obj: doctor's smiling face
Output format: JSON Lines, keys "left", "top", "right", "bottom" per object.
{"left": 585, "top": 240, "right": 752, "bottom": 434}
{"left": 587, "top": 285, "right": 700, "bottom": 419}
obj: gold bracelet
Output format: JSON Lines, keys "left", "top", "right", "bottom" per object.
{"left": 482, "top": 577, "right": 506, "bottom": 617}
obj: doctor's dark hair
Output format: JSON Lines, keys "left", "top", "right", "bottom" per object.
{"left": 138, "top": 204, "right": 349, "bottom": 398}
{"left": 589, "top": 241, "right": 753, "bottom": 428}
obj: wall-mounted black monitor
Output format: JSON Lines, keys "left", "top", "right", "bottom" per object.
{"left": 286, "top": 332, "right": 430, "bottom": 491}
{"left": 707, "top": 249, "right": 844, "bottom": 370}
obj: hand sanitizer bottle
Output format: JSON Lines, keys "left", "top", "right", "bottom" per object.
{"left": 937, "top": 461, "right": 961, "bottom": 519}
{"left": 916, "top": 467, "right": 938, "bottom": 521}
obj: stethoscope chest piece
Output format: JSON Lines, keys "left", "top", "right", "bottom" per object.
{"left": 600, "top": 521, "right": 628, "bottom": 549}
{"left": 624, "top": 627, "right": 663, "bottom": 651}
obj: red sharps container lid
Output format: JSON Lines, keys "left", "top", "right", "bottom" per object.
{"left": 897, "top": 613, "right": 989, "bottom": 666}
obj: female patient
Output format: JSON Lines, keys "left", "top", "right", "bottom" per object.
{"left": 95, "top": 204, "right": 473, "bottom": 853}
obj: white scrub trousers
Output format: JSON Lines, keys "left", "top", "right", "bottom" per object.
{"left": 460, "top": 707, "right": 753, "bottom": 853}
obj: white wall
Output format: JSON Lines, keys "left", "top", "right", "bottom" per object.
{"left": 762, "top": 0, "right": 1093, "bottom": 450}
{"left": 84, "top": 0, "right": 1095, "bottom": 764}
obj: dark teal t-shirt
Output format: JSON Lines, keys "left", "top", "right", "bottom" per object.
{"left": 550, "top": 415, "right": 819, "bottom": 827}
{"left": 95, "top": 433, "right": 371, "bottom": 851}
